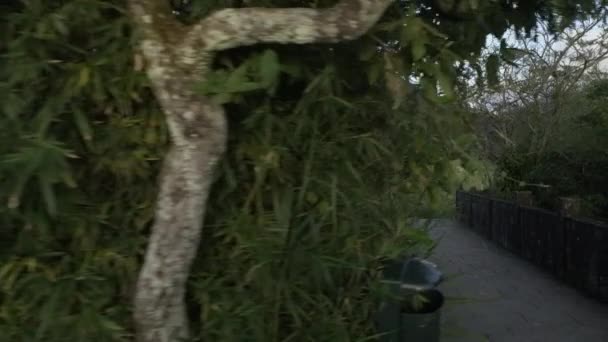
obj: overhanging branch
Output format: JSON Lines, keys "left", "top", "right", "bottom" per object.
{"left": 186, "top": 0, "right": 394, "bottom": 52}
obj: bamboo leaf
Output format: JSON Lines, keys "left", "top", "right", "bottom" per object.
{"left": 258, "top": 49, "right": 280, "bottom": 89}
{"left": 78, "top": 67, "right": 90, "bottom": 88}
{"left": 72, "top": 107, "right": 93, "bottom": 142}
{"left": 412, "top": 41, "right": 426, "bottom": 61}
{"left": 39, "top": 176, "right": 57, "bottom": 217}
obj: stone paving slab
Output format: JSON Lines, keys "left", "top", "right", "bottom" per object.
{"left": 428, "top": 219, "right": 608, "bottom": 342}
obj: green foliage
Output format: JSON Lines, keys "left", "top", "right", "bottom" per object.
{"left": 198, "top": 50, "right": 281, "bottom": 103}
{"left": 189, "top": 41, "right": 476, "bottom": 338}
{"left": 1, "top": 0, "right": 604, "bottom": 341}
{"left": 1, "top": 1, "right": 161, "bottom": 340}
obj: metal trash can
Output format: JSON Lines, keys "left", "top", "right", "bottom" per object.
{"left": 375, "top": 257, "right": 444, "bottom": 342}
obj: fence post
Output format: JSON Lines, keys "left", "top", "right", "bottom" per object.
{"left": 515, "top": 191, "right": 534, "bottom": 207}
{"left": 559, "top": 197, "right": 581, "bottom": 217}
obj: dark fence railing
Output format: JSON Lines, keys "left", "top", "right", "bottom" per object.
{"left": 455, "top": 191, "right": 608, "bottom": 302}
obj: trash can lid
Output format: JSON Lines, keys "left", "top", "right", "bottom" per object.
{"left": 398, "top": 258, "right": 443, "bottom": 291}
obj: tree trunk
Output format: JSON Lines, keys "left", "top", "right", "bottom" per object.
{"left": 132, "top": 92, "right": 227, "bottom": 341}
{"left": 127, "top": 1, "right": 394, "bottom": 341}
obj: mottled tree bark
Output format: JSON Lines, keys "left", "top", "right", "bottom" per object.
{"left": 127, "top": 1, "right": 393, "bottom": 341}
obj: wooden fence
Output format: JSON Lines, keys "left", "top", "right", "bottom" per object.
{"left": 456, "top": 191, "right": 608, "bottom": 302}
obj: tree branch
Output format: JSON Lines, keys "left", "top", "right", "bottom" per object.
{"left": 186, "top": 0, "right": 394, "bottom": 52}
{"left": 128, "top": 0, "right": 187, "bottom": 45}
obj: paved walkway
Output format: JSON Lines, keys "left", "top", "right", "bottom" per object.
{"left": 428, "top": 219, "right": 608, "bottom": 342}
